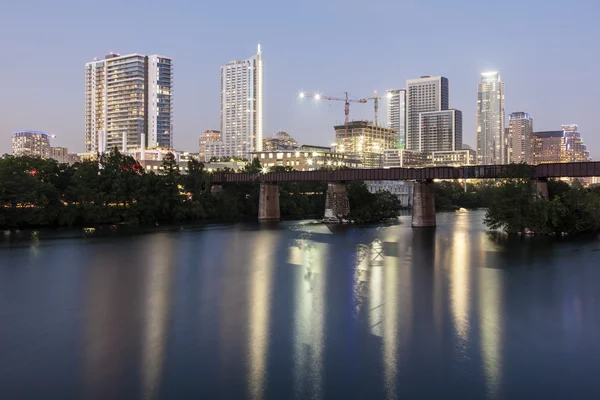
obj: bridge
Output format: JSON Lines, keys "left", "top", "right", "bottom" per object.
{"left": 210, "top": 162, "right": 600, "bottom": 227}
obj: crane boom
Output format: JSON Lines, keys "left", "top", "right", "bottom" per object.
{"left": 299, "top": 91, "right": 368, "bottom": 138}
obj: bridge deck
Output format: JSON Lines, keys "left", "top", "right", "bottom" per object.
{"left": 211, "top": 162, "right": 600, "bottom": 183}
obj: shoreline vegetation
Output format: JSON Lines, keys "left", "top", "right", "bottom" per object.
{"left": 0, "top": 150, "right": 401, "bottom": 229}
{"left": 1, "top": 152, "right": 598, "bottom": 235}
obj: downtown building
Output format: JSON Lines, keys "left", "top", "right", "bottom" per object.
{"left": 476, "top": 71, "right": 505, "bottom": 165}
{"left": 206, "top": 45, "right": 263, "bottom": 160}
{"left": 387, "top": 89, "right": 406, "bottom": 149}
{"left": 334, "top": 121, "right": 397, "bottom": 168}
{"left": 85, "top": 53, "right": 173, "bottom": 154}
{"left": 533, "top": 125, "right": 591, "bottom": 164}
{"left": 12, "top": 130, "right": 51, "bottom": 158}
{"left": 507, "top": 112, "right": 533, "bottom": 164}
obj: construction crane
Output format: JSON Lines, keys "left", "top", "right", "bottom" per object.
{"left": 298, "top": 91, "right": 367, "bottom": 137}
{"left": 366, "top": 90, "right": 393, "bottom": 127}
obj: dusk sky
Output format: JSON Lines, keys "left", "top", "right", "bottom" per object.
{"left": 2, "top": 0, "right": 599, "bottom": 158}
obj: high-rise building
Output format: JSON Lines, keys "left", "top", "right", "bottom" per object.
{"left": 334, "top": 121, "right": 397, "bottom": 168}
{"left": 85, "top": 53, "right": 173, "bottom": 153}
{"left": 476, "top": 71, "right": 505, "bottom": 165}
{"left": 419, "top": 109, "right": 462, "bottom": 152}
{"left": 12, "top": 131, "right": 51, "bottom": 158}
{"left": 508, "top": 112, "right": 533, "bottom": 164}
{"left": 406, "top": 76, "right": 449, "bottom": 151}
{"left": 217, "top": 45, "right": 263, "bottom": 160}
{"left": 199, "top": 130, "right": 222, "bottom": 161}
{"left": 533, "top": 125, "right": 591, "bottom": 164}
{"left": 387, "top": 89, "right": 406, "bottom": 148}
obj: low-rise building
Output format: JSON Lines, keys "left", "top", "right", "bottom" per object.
{"left": 383, "top": 149, "right": 426, "bottom": 168}
{"left": 252, "top": 145, "right": 361, "bottom": 171}
{"left": 50, "top": 147, "right": 69, "bottom": 164}
{"left": 12, "top": 131, "right": 51, "bottom": 158}
{"left": 428, "top": 149, "right": 477, "bottom": 166}
{"left": 365, "top": 180, "right": 413, "bottom": 207}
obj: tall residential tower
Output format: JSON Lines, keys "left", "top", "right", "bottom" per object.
{"left": 387, "top": 89, "right": 406, "bottom": 148}
{"left": 508, "top": 112, "right": 533, "bottom": 164}
{"left": 85, "top": 53, "right": 173, "bottom": 153}
{"left": 476, "top": 71, "right": 505, "bottom": 165}
{"left": 406, "top": 76, "right": 449, "bottom": 151}
{"left": 211, "top": 45, "right": 263, "bottom": 160}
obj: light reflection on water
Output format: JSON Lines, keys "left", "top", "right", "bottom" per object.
{"left": 1, "top": 211, "right": 600, "bottom": 399}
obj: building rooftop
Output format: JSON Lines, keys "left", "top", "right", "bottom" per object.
{"left": 534, "top": 131, "right": 563, "bottom": 138}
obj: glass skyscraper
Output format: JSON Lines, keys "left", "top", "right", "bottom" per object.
{"left": 476, "top": 71, "right": 505, "bottom": 165}
{"left": 85, "top": 53, "right": 173, "bottom": 153}
{"left": 387, "top": 89, "right": 406, "bottom": 149}
{"left": 508, "top": 112, "right": 533, "bottom": 164}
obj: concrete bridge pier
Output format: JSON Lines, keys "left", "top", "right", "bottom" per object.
{"left": 324, "top": 182, "right": 350, "bottom": 223}
{"left": 533, "top": 178, "right": 549, "bottom": 200}
{"left": 412, "top": 179, "right": 436, "bottom": 228}
{"left": 259, "top": 183, "right": 280, "bottom": 222}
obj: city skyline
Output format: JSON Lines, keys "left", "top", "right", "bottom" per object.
{"left": 1, "top": 0, "right": 599, "bottom": 159}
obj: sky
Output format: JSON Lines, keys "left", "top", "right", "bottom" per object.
{"left": 1, "top": 0, "right": 599, "bottom": 158}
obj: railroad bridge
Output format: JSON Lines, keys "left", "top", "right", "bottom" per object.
{"left": 210, "top": 162, "right": 600, "bottom": 227}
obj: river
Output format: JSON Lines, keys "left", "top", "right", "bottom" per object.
{"left": 1, "top": 210, "right": 599, "bottom": 399}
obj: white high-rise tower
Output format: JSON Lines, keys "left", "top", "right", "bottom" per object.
{"left": 476, "top": 71, "right": 505, "bottom": 165}
{"left": 214, "top": 45, "right": 263, "bottom": 160}
{"left": 85, "top": 53, "right": 173, "bottom": 153}
{"left": 387, "top": 89, "right": 406, "bottom": 149}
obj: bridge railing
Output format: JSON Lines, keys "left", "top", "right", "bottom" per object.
{"left": 210, "top": 162, "right": 600, "bottom": 184}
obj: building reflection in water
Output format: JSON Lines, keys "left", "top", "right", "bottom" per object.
{"left": 478, "top": 234, "right": 504, "bottom": 399}
{"left": 290, "top": 239, "right": 327, "bottom": 400}
{"left": 451, "top": 230, "right": 470, "bottom": 344}
{"left": 360, "top": 233, "right": 413, "bottom": 400}
{"left": 140, "top": 233, "right": 177, "bottom": 400}
{"left": 247, "top": 229, "right": 275, "bottom": 400}
{"left": 82, "top": 233, "right": 177, "bottom": 399}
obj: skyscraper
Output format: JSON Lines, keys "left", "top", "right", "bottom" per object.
{"left": 476, "top": 71, "right": 505, "bottom": 165}
{"left": 85, "top": 53, "right": 173, "bottom": 153}
{"left": 508, "top": 112, "right": 533, "bottom": 164}
{"left": 406, "top": 76, "right": 449, "bottom": 151}
{"left": 387, "top": 89, "right": 406, "bottom": 148}
{"left": 532, "top": 125, "right": 591, "bottom": 164}
{"left": 215, "top": 45, "right": 263, "bottom": 160}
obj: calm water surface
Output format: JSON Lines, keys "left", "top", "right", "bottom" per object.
{"left": 1, "top": 211, "right": 600, "bottom": 399}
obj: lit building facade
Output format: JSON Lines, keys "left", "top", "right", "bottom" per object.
{"left": 217, "top": 45, "right": 263, "bottom": 160}
{"left": 199, "top": 130, "right": 222, "bottom": 161}
{"left": 12, "top": 131, "right": 51, "bottom": 158}
{"left": 334, "top": 121, "right": 397, "bottom": 168}
{"left": 508, "top": 112, "right": 533, "bottom": 164}
{"left": 50, "top": 147, "right": 69, "bottom": 164}
{"left": 383, "top": 149, "right": 426, "bottom": 168}
{"left": 387, "top": 89, "right": 406, "bottom": 148}
{"left": 252, "top": 145, "right": 361, "bottom": 171}
{"left": 429, "top": 149, "right": 477, "bottom": 166}
{"left": 406, "top": 76, "right": 449, "bottom": 151}
{"left": 419, "top": 109, "right": 462, "bottom": 152}
{"left": 476, "top": 71, "right": 505, "bottom": 165}
{"left": 85, "top": 53, "right": 173, "bottom": 153}
{"left": 533, "top": 125, "right": 591, "bottom": 164}
{"left": 263, "top": 131, "right": 299, "bottom": 151}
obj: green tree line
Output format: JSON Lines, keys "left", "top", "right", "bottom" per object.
{"left": 0, "top": 150, "right": 401, "bottom": 228}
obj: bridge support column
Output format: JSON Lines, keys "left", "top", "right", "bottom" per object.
{"left": 259, "top": 183, "right": 280, "bottom": 222}
{"left": 210, "top": 184, "right": 223, "bottom": 198}
{"left": 532, "top": 178, "right": 549, "bottom": 200}
{"left": 412, "top": 179, "right": 436, "bottom": 228}
{"left": 324, "top": 182, "right": 350, "bottom": 223}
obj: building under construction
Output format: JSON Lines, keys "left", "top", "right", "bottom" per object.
{"left": 334, "top": 121, "right": 397, "bottom": 168}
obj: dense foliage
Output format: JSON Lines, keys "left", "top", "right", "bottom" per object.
{"left": 0, "top": 151, "right": 401, "bottom": 228}
{"left": 484, "top": 178, "right": 600, "bottom": 235}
